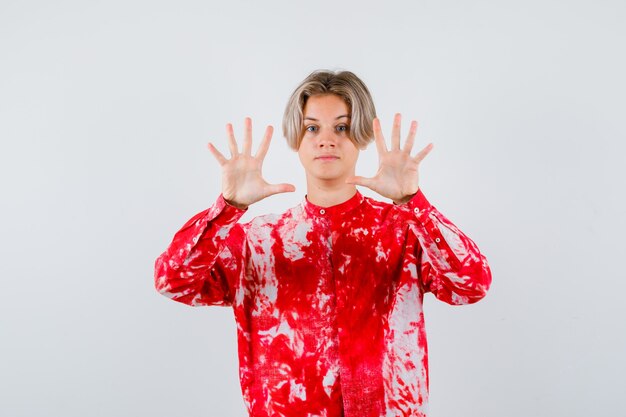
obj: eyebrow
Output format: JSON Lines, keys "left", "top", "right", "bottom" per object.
{"left": 304, "top": 114, "right": 351, "bottom": 121}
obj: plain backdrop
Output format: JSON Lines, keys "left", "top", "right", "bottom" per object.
{"left": 1, "top": 0, "right": 625, "bottom": 416}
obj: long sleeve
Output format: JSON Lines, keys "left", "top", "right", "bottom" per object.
{"left": 405, "top": 189, "right": 492, "bottom": 305}
{"left": 152, "top": 189, "right": 491, "bottom": 416}
{"left": 154, "top": 194, "right": 247, "bottom": 307}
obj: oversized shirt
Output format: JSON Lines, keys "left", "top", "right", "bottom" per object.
{"left": 154, "top": 189, "right": 492, "bottom": 417}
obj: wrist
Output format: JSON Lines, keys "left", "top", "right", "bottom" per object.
{"left": 223, "top": 196, "right": 249, "bottom": 210}
{"left": 393, "top": 189, "right": 418, "bottom": 205}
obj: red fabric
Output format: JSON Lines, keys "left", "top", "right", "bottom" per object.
{"left": 154, "top": 189, "right": 491, "bottom": 417}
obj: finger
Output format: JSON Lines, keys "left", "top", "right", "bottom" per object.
{"left": 265, "top": 183, "right": 296, "bottom": 196}
{"left": 345, "top": 175, "right": 375, "bottom": 189}
{"left": 207, "top": 142, "right": 228, "bottom": 165}
{"left": 413, "top": 142, "right": 434, "bottom": 164}
{"left": 242, "top": 117, "right": 253, "bottom": 156}
{"left": 372, "top": 118, "right": 388, "bottom": 156}
{"left": 391, "top": 113, "right": 402, "bottom": 151}
{"left": 255, "top": 125, "right": 274, "bottom": 161}
{"left": 402, "top": 120, "right": 418, "bottom": 153}
{"left": 226, "top": 123, "right": 238, "bottom": 157}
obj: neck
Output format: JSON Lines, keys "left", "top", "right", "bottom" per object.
{"left": 305, "top": 177, "right": 357, "bottom": 208}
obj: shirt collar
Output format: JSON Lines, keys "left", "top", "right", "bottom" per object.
{"left": 301, "top": 190, "right": 365, "bottom": 218}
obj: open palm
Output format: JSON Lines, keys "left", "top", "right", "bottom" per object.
{"left": 208, "top": 117, "right": 295, "bottom": 208}
{"left": 347, "top": 114, "right": 433, "bottom": 204}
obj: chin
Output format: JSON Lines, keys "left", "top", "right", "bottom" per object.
{"left": 314, "top": 174, "right": 350, "bottom": 184}
{"left": 310, "top": 168, "right": 343, "bottom": 180}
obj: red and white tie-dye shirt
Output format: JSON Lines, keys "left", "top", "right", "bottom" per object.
{"left": 154, "top": 189, "right": 491, "bottom": 417}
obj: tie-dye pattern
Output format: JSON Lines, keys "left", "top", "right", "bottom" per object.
{"left": 154, "top": 189, "right": 491, "bottom": 417}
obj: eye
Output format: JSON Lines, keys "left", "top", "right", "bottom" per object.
{"left": 336, "top": 124, "right": 350, "bottom": 132}
{"left": 305, "top": 125, "right": 318, "bottom": 132}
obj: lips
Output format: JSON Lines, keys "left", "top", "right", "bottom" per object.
{"left": 315, "top": 155, "right": 340, "bottom": 160}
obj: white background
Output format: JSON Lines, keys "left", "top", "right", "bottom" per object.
{"left": 1, "top": 0, "right": 625, "bottom": 416}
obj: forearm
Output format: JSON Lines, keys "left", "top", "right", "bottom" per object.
{"left": 154, "top": 194, "right": 246, "bottom": 306}
{"left": 403, "top": 190, "right": 492, "bottom": 304}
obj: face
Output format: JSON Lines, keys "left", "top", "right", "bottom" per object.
{"left": 298, "top": 94, "right": 361, "bottom": 185}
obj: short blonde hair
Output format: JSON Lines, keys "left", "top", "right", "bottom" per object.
{"left": 282, "top": 70, "right": 377, "bottom": 151}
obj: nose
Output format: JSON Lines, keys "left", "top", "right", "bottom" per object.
{"left": 317, "top": 129, "right": 337, "bottom": 148}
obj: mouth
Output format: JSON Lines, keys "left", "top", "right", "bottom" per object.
{"left": 315, "top": 155, "right": 340, "bottom": 161}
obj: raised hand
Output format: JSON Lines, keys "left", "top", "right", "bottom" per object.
{"left": 207, "top": 117, "right": 295, "bottom": 209}
{"left": 346, "top": 113, "right": 433, "bottom": 204}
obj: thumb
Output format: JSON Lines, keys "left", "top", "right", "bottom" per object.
{"left": 346, "top": 176, "right": 374, "bottom": 189}
{"left": 265, "top": 183, "right": 296, "bottom": 197}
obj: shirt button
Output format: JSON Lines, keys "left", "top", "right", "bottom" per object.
{"left": 413, "top": 208, "right": 419, "bottom": 214}
{"left": 435, "top": 237, "right": 441, "bottom": 243}
{"left": 320, "top": 209, "right": 326, "bottom": 215}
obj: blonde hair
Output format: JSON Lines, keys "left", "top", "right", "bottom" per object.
{"left": 282, "top": 70, "right": 377, "bottom": 151}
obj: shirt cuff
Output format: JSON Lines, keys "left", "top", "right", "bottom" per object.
{"left": 406, "top": 188, "right": 433, "bottom": 223}
{"left": 205, "top": 194, "right": 248, "bottom": 225}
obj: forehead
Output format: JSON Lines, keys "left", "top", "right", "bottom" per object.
{"left": 303, "top": 94, "right": 350, "bottom": 118}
